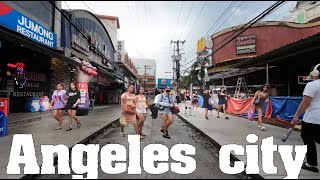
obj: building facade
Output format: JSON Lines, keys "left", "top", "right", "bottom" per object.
{"left": 208, "top": 21, "right": 320, "bottom": 96}
{"left": 285, "top": 1, "right": 320, "bottom": 23}
{"left": 132, "top": 58, "right": 156, "bottom": 94}
{"left": 0, "top": 1, "right": 75, "bottom": 113}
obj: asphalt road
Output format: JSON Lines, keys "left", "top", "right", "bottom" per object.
{"left": 38, "top": 112, "right": 250, "bottom": 179}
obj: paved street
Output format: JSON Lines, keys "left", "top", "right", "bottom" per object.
{"left": 0, "top": 105, "right": 120, "bottom": 179}
{"left": 177, "top": 103, "right": 320, "bottom": 179}
{"left": 37, "top": 112, "right": 249, "bottom": 179}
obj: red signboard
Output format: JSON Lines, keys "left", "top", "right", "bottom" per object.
{"left": 97, "top": 75, "right": 110, "bottom": 86}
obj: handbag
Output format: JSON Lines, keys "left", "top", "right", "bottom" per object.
{"left": 170, "top": 106, "right": 180, "bottom": 114}
{"left": 247, "top": 110, "right": 255, "bottom": 121}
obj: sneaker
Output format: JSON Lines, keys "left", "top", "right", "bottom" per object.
{"left": 302, "top": 162, "right": 319, "bottom": 173}
{"left": 260, "top": 127, "right": 266, "bottom": 131}
{"left": 162, "top": 134, "right": 171, "bottom": 139}
{"left": 140, "top": 135, "right": 145, "bottom": 139}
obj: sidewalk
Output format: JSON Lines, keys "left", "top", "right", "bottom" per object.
{"left": 0, "top": 105, "right": 121, "bottom": 179}
{"left": 176, "top": 104, "right": 320, "bottom": 179}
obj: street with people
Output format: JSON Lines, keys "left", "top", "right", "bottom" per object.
{"left": 0, "top": 1, "right": 320, "bottom": 179}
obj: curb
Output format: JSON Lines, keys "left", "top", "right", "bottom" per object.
{"left": 20, "top": 118, "right": 120, "bottom": 179}
{"left": 176, "top": 113, "right": 264, "bottom": 180}
{"left": 8, "top": 106, "right": 110, "bottom": 127}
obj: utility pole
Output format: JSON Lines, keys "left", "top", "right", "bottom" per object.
{"left": 144, "top": 65, "right": 147, "bottom": 91}
{"left": 170, "top": 40, "right": 185, "bottom": 91}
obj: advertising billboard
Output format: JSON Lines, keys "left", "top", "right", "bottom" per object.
{"left": 157, "top": 78, "right": 175, "bottom": 89}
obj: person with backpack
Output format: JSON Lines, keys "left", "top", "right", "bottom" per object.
{"left": 158, "top": 86, "right": 176, "bottom": 139}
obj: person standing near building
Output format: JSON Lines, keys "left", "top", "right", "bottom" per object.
{"left": 208, "top": 90, "right": 214, "bottom": 116}
{"left": 65, "top": 82, "right": 81, "bottom": 131}
{"left": 158, "top": 86, "right": 175, "bottom": 139}
{"left": 192, "top": 92, "right": 199, "bottom": 110}
{"left": 120, "top": 84, "right": 139, "bottom": 137}
{"left": 50, "top": 83, "right": 67, "bottom": 130}
{"left": 89, "top": 90, "right": 95, "bottom": 111}
{"left": 202, "top": 90, "right": 210, "bottom": 120}
{"left": 251, "top": 85, "right": 269, "bottom": 131}
{"left": 291, "top": 63, "right": 320, "bottom": 173}
{"left": 217, "top": 87, "right": 229, "bottom": 120}
{"left": 136, "top": 86, "right": 149, "bottom": 139}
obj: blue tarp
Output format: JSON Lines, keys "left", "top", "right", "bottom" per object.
{"left": 269, "top": 96, "right": 304, "bottom": 120}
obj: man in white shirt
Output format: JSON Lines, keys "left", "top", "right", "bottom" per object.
{"left": 292, "top": 63, "right": 320, "bottom": 173}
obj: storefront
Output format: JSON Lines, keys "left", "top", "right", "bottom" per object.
{"left": 0, "top": 1, "right": 68, "bottom": 113}
{"left": 208, "top": 21, "right": 320, "bottom": 97}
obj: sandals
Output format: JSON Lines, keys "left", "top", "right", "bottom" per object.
{"left": 66, "top": 127, "right": 72, "bottom": 131}
{"left": 120, "top": 132, "right": 125, "bottom": 137}
{"left": 77, "top": 121, "right": 81, "bottom": 128}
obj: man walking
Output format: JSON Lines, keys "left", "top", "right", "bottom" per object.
{"left": 158, "top": 86, "right": 175, "bottom": 139}
{"left": 292, "top": 63, "right": 320, "bottom": 173}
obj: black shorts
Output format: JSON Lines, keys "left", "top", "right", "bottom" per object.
{"left": 65, "top": 104, "right": 78, "bottom": 110}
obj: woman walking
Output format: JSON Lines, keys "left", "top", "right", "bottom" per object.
{"left": 192, "top": 92, "right": 198, "bottom": 110}
{"left": 50, "top": 83, "right": 67, "bottom": 130}
{"left": 136, "top": 86, "right": 149, "bottom": 139}
{"left": 120, "top": 84, "right": 140, "bottom": 137}
{"left": 203, "top": 90, "right": 210, "bottom": 120}
{"left": 252, "top": 84, "right": 269, "bottom": 131}
{"left": 65, "top": 82, "right": 81, "bottom": 131}
{"left": 208, "top": 90, "right": 214, "bottom": 116}
{"left": 158, "top": 86, "right": 175, "bottom": 139}
{"left": 217, "top": 87, "right": 229, "bottom": 120}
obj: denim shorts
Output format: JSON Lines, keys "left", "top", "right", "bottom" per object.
{"left": 159, "top": 107, "right": 172, "bottom": 114}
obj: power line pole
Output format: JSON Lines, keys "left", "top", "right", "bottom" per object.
{"left": 144, "top": 65, "right": 147, "bottom": 90}
{"left": 170, "top": 40, "right": 185, "bottom": 91}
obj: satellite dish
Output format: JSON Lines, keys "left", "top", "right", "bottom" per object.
{"left": 205, "top": 39, "right": 213, "bottom": 49}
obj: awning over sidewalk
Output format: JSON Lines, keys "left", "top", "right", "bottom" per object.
{"left": 209, "top": 66, "right": 266, "bottom": 79}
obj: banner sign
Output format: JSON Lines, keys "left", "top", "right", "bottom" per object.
{"left": 0, "top": 2, "right": 57, "bottom": 49}
{"left": 236, "top": 34, "right": 256, "bottom": 54}
{"left": 298, "top": 76, "right": 313, "bottom": 84}
{"left": 157, "top": 78, "right": 175, "bottom": 89}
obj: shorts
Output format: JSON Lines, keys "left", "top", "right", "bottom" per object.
{"left": 218, "top": 100, "right": 226, "bottom": 105}
{"left": 136, "top": 108, "right": 147, "bottom": 114}
{"left": 65, "top": 106, "right": 78, "bottom": 110}
{"left": 53, "top": 108, "right": 65, "bottom": 111}
{"left": 159, "top": 107, "right": 172, "bottom": 114}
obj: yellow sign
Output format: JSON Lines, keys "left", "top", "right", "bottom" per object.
{"left": 197, "top": 37, "right": 206, "bottom": 52}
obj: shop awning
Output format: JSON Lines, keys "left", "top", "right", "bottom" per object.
{"left": 209, "top": 66, "right": 267, "bottom": 79}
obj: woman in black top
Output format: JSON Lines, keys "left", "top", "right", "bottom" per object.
{"left": 65, "top": 82, "right": 81, "bottom": 131}
{"left": 202, "top": 90, "right": 210, "bottom": 120}
{"left": 217, "top": 87, "right": 229, "bottom": 120}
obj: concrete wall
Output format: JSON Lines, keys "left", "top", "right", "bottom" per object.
{"left": 211, "top": 21, "right": 320, "bottom": 65}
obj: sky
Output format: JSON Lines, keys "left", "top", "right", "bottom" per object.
{"left": 62, "top": 1, "right": 296, "bottom": 79}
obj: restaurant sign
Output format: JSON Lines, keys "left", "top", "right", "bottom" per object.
{"left": 236, "top": 34, "right": 256, "bottom": 55}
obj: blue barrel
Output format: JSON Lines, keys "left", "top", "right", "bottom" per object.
{"left": 0, "top": 111, "right": 7, "bottom": 136}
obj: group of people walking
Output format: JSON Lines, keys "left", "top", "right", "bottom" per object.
{"left": 120, "top": 84, "right": 178, "bottom": 139}
{"left": 50, "top": 82, "right": 81, "bottom": 131}
{"left": 187, "top": 85, "right": 271, "bottom": 131}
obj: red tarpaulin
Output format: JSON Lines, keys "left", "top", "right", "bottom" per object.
{"left": 226, "top": 97, "right": 272, "bottom": 118}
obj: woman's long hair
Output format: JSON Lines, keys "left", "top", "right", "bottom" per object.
{"left": 69, "top": 82, "right": 78, "bottom": 91}
{"left": 260, "top": 84, "right": 269, "bottom": 92}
